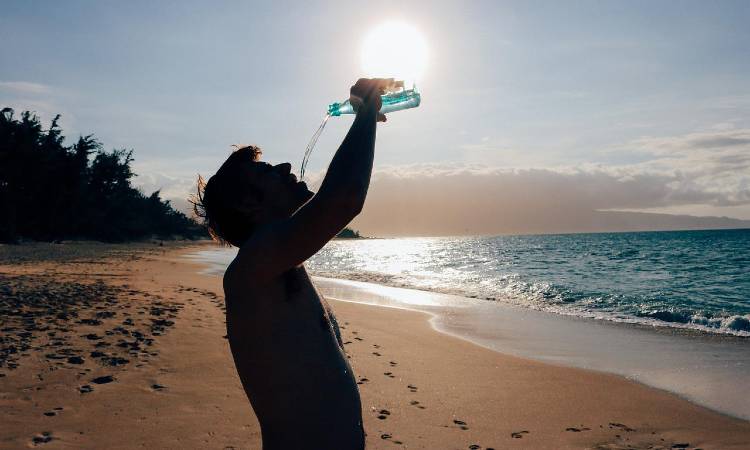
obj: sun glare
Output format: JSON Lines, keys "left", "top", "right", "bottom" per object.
{"left": 361, "top": 21, "right": 427, "bottom": 85}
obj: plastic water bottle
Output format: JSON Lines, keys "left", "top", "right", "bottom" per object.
{"left": 300, "top": 84, "right": 422, "bottom": 181}
{"left": 327, "top": 85, "right": 421, "bottom": 116}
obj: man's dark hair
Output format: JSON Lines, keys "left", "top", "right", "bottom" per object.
{"left": 192, "top": 145, "right": 264, "bottom": 247}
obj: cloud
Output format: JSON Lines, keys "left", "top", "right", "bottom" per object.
{"left": 345, "top": 164, "right": 749, "bottom": 235}
{"left": 343, "top": 127, "right": 750, "bottom": 235}
{"left": 1, "top": 81, "right": 80, "bottom": 135}
{"left": 0, "top": 81, "right": 50, "bottom": 94}
{"left": 130, "top": 126, "right": 750, "bottom": 235}
{"left": 625, "top": 128, "right": 750, "bottom": 206}
{"left": 634, "top": 128, "right": 750, "bottom": 153}
{"left": 133, "top": 170, "right": 197, "bottom": 215}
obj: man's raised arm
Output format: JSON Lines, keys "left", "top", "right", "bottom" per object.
{"left": 234, "top": 79, "right": 391, "bottom": 279}
{"left": 314, "top": 78, "right": 389, "bottom": 215}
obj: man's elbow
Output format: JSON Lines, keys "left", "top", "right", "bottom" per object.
{"left": 339, "top": 195, "right": 365, "bottom": 218}
{"left": 325, "top": 194, "right": 364, "bottom": 221}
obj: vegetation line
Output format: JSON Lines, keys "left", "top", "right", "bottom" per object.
{"left": 0, "top": 108, "right": 205, "bottom": 243}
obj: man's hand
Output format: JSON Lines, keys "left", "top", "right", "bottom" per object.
{"left": 349, "top": 78, "right": 402, "bottom": 123}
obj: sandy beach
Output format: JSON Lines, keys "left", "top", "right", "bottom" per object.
{"left": 2, "top": 242, "right": 749, "bottom": 449}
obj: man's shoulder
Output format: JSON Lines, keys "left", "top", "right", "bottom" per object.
{"left": 223, "top": 257, "right": 262, "bottom": 309}
{"left": 223, "top": 254, "right": 254, "bottom": 288}
{"left": 223, "top": 248, "right": 285, "bottom": 291}
{"left": 226, "top": 224, "right": 294, "bottom": 282}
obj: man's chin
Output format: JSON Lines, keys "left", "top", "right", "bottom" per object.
{"left": 296, "top": 182, "right": 315, "bottom": 204}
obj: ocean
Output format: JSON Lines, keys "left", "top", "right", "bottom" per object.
{"left": 194, "top": 229, "right": 750, "bottom": 336}
{"left": 304, "top": 229, "right": 749, "bottom": 336}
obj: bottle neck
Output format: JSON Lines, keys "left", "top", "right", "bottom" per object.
{"left": 328, "top": 100, "right": 354, "bottom": 116}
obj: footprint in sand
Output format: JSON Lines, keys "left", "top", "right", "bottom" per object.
{"left": 608, "top": 422, "right": 636, "bottom": 432}
{"left": 357, "top": 377, "right": 369, "bottom": 385}
{"left": 377, "top": 409, "right": 391, "bottom": 420}
{"left": 103, "top": 356, "right": 129, "bottom": 367}
{"left": 389, "top": 361, "right": 397, "bottom": 367}
{"left": 565, "top": 426, "right": 591, "bottom": 432}
{"left": 454, "top": 419, "right": 469, "bottom": 430}
{"left": 91, "top": 375, "right": 115, "bottom": 384}
{"left": 151, "top": 384, "right": 166, "bottom": 391}
{"left": 354, "top": 337, "right": 364, "bottom": 341}
{"left": 31, "top": 432, "right": 53, "bottom": 445}
{"left": 409, "top": 400, "right": 426, "bottom": 409}
{"left": 378, "top": 432, "right": 403, "bottom": 444}
{"left": 384, "top": 372, "right": 395, "bottom": 378}
{"left": 372, "top": 352, "right": 381, "bottom": 356}
{"left": 510, "top": 430, "right": 529, "bottom": 439}
{"left": 407, "top": 384, "right": 418, "bottom": 392}
{"left": 78, "top": 385, "right": 93, "bottom": 394}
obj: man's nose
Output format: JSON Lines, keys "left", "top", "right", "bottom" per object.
{"left": 274, "top": 163, "right": 292, "bottom": 175}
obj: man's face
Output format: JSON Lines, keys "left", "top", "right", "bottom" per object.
{"left": 242, "top": 161, "right": 314, "bottom": 219}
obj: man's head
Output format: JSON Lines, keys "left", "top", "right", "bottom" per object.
{"left": 193, "top": 145, "right": 314, "bottom": 247}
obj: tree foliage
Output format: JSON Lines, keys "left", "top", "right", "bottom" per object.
{"left": 0, "top": 108, "right": 205, "bottom": 242}
{"left": 336, "top": 227, "right": 361, "bottom": 238}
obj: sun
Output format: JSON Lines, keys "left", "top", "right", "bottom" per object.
{"left": 361, "top": 21, "right": 427, "bottom": 86}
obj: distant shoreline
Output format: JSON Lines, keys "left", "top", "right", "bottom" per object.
{"left": 344, "top": 226, "right": 750, "bottom": 240}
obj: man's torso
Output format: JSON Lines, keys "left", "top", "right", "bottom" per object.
{"left": 223, "top": 263, "right": 364, "bottom": 449}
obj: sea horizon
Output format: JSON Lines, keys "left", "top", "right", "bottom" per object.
{"left": 346, "top": 225, "right": 750, "bottom": 240}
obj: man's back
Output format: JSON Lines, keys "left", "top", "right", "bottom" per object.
{"left": 223, "top": 263, "right": 364, "bottom": 450}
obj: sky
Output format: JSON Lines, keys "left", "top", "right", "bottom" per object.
{"left": 2, "top": 0, "right": 749, "bottom": 235}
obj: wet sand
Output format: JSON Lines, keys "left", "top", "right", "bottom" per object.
{"left": 1, "top": 242, "right": 749, "bottom": 449}
{"left": 312, "top": 276, "right": 750, "bottom": 421}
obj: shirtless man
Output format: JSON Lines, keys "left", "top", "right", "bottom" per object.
{"left": 194, "top": 78, "right": 391, "bottom": 449}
